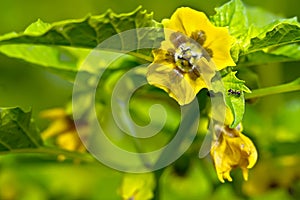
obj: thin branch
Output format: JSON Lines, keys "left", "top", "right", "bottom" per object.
{"left": 245, "top": 78, "right": 300, "bottom": 99}
{"left": 0, "top": 147, "right": 95, "bottom": 162}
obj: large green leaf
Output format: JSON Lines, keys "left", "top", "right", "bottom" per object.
{"left": 240, "top": 5, "right": 300, "bottom": 64}
{"left": 239, "top": 17, "right": 300, "bottom": 65}
{"left": 0, "top": 107, "right": 43, "bottom": 152}
{"left": 211, "top": 0, "right": 300, "bottom": 65}
{"left": 0, "top": 6, "right": 162, "bottom": 49}
{"left": 239, "top": 44, "right": 300, "bottom": 66}
{"left": 0, "top": 7, "right": 163, "bottom": 81}
{"left": 245, "top": 18, "right": 300, "bottom": 54}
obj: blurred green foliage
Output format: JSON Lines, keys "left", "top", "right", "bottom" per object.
{"left": 0, "top": 0, "right": 299, "bottom": 200}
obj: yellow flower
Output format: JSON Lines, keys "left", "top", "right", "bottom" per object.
{"left": 147, "top": 7, "right": 235, "bottom": 105}
{"left": 40, "top": 108, "right": 86, "bottom": 160}
{"left": 210, "top": 124, "right": 258, "bottom": 183}
{"left": 119, "top": 173, "right": 155, "bottom": 200}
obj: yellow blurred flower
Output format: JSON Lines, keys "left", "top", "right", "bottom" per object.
{"left": 40, "top": 108, "right": 86, "bottom": 159}
{"left": 147, "top": 7, "right": 235, "bottom": 105}
{"left": 210, "top": 124, "right": 258, "bottom": 183}
{"left": 119, "top": 173, "right": 155, "bottom": 200}
{"left": 243, "top": 156, "right": 300, "bottom": 196}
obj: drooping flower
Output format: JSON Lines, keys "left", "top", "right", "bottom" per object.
{"left": 40, "top": 108, "right": 86, "bottom": 160}
{"left": 210, "top": 124, "right": 258, "bottom": 183}
{"left": 147, "top": 7, "right": 235, "bottom": 105}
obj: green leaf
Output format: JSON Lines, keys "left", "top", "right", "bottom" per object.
{"left": 243, "top": 6, "right": 300, "bottom": 54}
{"left": 0, "top": 7, "right": 162, "bottom": 80}
{"left": 211, "top": 0, "right": 248, "bottom": 38}
{"left": 0, "top": 107, "right": 43, "bottom": 152}
{"left": 0, "top": 6, "right": 162, "bottom": 47}
{"left": 245, "top": 18, "right": 300, "bottom": 54}
{"left": 0, "top": 44, "right": 90, "bottom": 81}
{"left": 0, "top": 6, "right": 162, "bottom": 52}
{"left": 210, "top": 0, "right": 248, "bottom": 62}
{"left": 0, "top": 108, "right": 94, "bottom": 161}
{"left": 24, "top": 19, "right": 52, "bottom": 35}
{"left": 245, "top": 5, "right": 282, "bottom": 33}
{"left": 237, "top": 5, "right": 300, "bottom": 65}
{"left": 211, "top": 0, "right": 300, "bottom": 64}
{"left": 239, "top": 44, "right": 300, "bottom": 66}
{"left": 222, "top": 71, "right": 251, "bottom": 128}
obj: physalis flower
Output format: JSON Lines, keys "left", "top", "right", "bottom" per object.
{"left": 147, "top": 7, "right": 235, "bottom": 105}
{"left": 210, "top": 124, "right": 258, "bottom": 183}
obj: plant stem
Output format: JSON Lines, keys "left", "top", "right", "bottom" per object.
{"left": 245, "top": 78, "right": 300, "bottom": 99}
{"left": 0, "top": 147, "right": 95, "bottom": 162}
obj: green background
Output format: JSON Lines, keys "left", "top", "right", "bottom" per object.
{"left": 0, "top": 0, "right": 299, "bottom": 200}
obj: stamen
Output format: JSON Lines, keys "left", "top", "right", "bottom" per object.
{"left": 191, "top": 30, "right": 206, "bottom": 45}
{"left": 174, "top": 42, "right": 201, "bottom": 73}
{"left": 205, "top": 48, "right": 213, "bottom": 58}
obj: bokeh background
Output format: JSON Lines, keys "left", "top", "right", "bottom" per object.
{"left": 0, "top": 0, "right": 299, "bottom": 199}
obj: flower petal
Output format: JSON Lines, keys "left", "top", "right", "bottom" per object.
{"left": 163, "top": 7, "right": 236, "bottom": 70}
{"left": 205, "top": 31, "right": 236, "bottom": 69}
{"left": 211, "top": 125, "right": 258, "bottom": 182}
{"left": 239, "top": 133, "right": 258, "bottom": 168}
{"left": 163, "top": 7, "right": 210, "bottom": 37}
{"left": 242, "top": 167, "right": 249, "bottom": 181}
{"left": 147, "top": 62, "right": 197, "bottom": 105}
